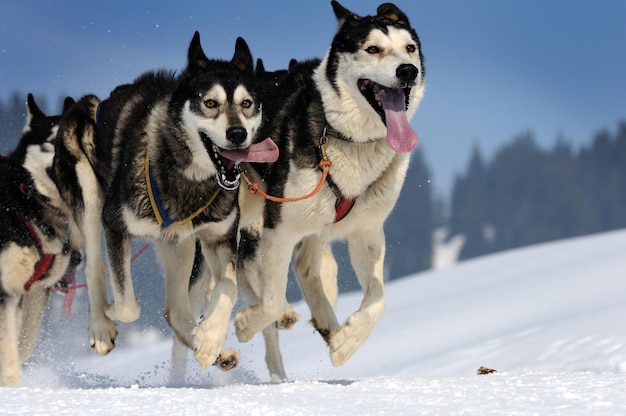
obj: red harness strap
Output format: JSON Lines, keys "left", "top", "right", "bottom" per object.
{"left": 21, "top": 214, "right": 56, "bottom": 291}
{"left": 334, "top": 195, "right": 355, "bottom": 223}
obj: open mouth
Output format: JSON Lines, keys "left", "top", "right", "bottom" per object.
{"left": 202, "top": 132, "right": 280, "bottom": 191}
{"left": 357, "top": 79, "right": 411, "bottom": 125}
{"left": 356, "top": 79, "right": 419, "bottom": 153}
{"left": 209, "top": 143, "right": 241, "bottom": 191}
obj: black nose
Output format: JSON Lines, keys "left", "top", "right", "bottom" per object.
{"left": 226, "top": 126, "right": 247, "bottom": 146}
{"left": 396, "top": 64, "right": 418, "bottom": 84}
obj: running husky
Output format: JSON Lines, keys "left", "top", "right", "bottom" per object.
{"left": 235, "top": 1, "right": 425, "bottom": 376}
{"left": 54, "top": 32, "right": 278, "bottom": 370}
{"left": 0, "top": 94, "right": 80, "bottom": 386}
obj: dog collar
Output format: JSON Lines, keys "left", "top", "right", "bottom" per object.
{"left": 144, "top": 151, "right": 221, "bottom": 229}
{"left": 324, "top": 123, "right": 384, "bottom": 145}
{"left": 19, "top": 211, "right": 56, "bottom": 291}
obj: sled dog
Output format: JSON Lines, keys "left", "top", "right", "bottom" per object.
{"left": 234, "top": 1, "right": 425, "bottom": 378}
{"left": 54, "top": 32, "right": 278, "bottom": 370}
{"left": 0, "top": 94, "right": 80, "bottom": 386}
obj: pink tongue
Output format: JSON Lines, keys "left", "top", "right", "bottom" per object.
{"left": 217, "top": 137, "right": 279, "bottom": 163}
{"left": 377, "top": 88, "right": 418, "bottom": 153}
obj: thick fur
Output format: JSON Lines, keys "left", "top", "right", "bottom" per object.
{"left": 0, "top": 94, "right": 79, "bottom": 386}
{"left": 235, "top": 1, "right": 425, "bottom": 377}
{"left": 53, "top": 32, "right": 268, "bottom": 370}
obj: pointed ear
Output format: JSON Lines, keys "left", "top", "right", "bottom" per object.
{"left": 377, "top": 3, "right": 410, "bottom": 24}
{"left": 331, "top": 1, "right": 359, "bottom": 26}
{"left": 288, "top": 59, "right": 298, "bottom": 70}
{"left": 255, "top": 58, "right": 265, "bottom": 76}
{"left": 62, "top": 96, "right": 75, "bottom": 114}
{"left": 187, "top": 31, "right": 210, "bottom": 71}
{"left": 231, "top": 37, "right": 253, "bottom": 74}
{"left": 26, "top": 93, "right": 45, "bottom": 120}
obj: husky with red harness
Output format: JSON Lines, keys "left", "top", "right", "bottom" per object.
{"left": 0, "top": 94, "right": 80, "bottom": 386}
{"left": 235, "top": 2, "right": 425, "bottom": 380}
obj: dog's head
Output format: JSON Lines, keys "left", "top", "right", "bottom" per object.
{"left": 315, "top": 2, "right": 425, "bottom": 152}
{"left": 175, "top": 32, "right": 278, "bottom": 190}
{"left": 19, "top": 94, "right": 74, "bottom": 207}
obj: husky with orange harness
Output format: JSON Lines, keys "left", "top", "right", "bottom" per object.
{"left": 234, "top": 2, "right": 425, "bottom": 380}
{"left": 0, "top": 94, "right": 80, "bottom": 386}
{"left": 53, "top": 32, "right": 278, "bottom": 372}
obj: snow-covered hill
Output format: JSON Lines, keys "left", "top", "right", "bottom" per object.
{"left": 3, "top": 229, "right": 626, "bottom": 415}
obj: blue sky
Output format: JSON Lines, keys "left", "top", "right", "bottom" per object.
{"left": 1, "top": 0, "right": 625, "bottom": 195}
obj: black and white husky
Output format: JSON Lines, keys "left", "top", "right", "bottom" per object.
{"left": 0, "top": 94, "right": 79, "bottom": 386}
{"left": 235, "top": 1, "right": 425, "bottom": 379}
{"left": 54, "top": 32, "right": 278, "bottom": 370}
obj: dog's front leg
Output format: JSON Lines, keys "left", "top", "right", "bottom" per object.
{"left": 192, "top": 240, "right": 238, "bottom": 369}
{"left": 18, "top": 285, "right": 50, "bottom": 362}
{"left": 328, "top": 226, "right": 387, "bottom": 366}
{"left": 0, "top": 295, "right": 23, "bottom": 386}
{"left": 103, "top": 228, "right": 141, "bottom": 323}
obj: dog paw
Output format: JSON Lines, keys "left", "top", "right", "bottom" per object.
{"left": 104, "top": 298, "right": 141, "bottom": 323}
{"left": 191, "top": 320, "right": 228, "bottom": 369}
{"left": 234, "top": 309, "right": 256, "bottom": 342}
{"left": 328, "top": 319, "right": 374, "bottom": 367}
{"left": 89, "top": 319, "right": 118, "bottom": 356}
{"left": 275, "top": 305, "right": 299, "bottom": 330}
{"left": 214, "top": 349, "right": 239, "bottom": 371}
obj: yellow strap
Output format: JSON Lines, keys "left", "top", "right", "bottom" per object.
{"left": 145, "top": 151, "right": 221, "bottom": 228}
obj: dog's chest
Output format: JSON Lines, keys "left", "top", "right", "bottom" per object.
{"left": 325, "top": 141, "right": 395, "bottom": 197}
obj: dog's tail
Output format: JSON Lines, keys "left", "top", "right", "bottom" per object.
{"left": 52, "top": 94, "right": 103, "bottom": 230}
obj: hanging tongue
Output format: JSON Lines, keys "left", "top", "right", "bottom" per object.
{"left": 377, "top": 88, "right": 418, "bottom": 153}
{"left": 217, "top": 137, "right": 279, "bottom": 165}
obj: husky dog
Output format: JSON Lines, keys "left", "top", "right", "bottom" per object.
{"left": 234, "top": 1, "right": 425, "bottom": 377}
{"left": 0, "top": 94, "right": 79, "bottom": 386}
{"left": 54, "top": 32, "right": 278, "bottom": 370}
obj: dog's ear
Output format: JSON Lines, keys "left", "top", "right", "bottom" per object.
{"left": 26, "top": 93, "right": 46, "bottom": 125}
{"left": 231, "top": 37, "right": 253, "bottom": 75}
{"left": 255, "top": 58, "right": 265, "bottom": 76}
{"left": 187, "top": 31, "right": 210, "bottom": 71}
{"left": 288, "top": 59, "right": 298, "bottom": 70}
{"left": 62, "top": 96, "right": 75, "bottom": 114}
{"left": 331, "top": 1, "right": 360, "bottom": 26}
{"left": 377, "top": 3, "right": 410, "bottom": 25}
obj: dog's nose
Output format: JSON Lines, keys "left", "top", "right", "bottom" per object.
{"left": 396, "top": 64, "right": 418, "bottom": 84}
{"left": 226, "top": 126, "right": 248, "bottom": 146}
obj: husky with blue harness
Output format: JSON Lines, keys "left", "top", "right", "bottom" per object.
{"left": 53, "top": 32, "right": 278, "bottom": 372}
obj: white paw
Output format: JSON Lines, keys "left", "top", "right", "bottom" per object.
{"left": 192, "top": 320, "right": 228, "bottom": 369}
{"left": 104, "top": 298, "right": 141, "bottom": 323}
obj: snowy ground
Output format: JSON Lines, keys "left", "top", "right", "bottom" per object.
{"left": 3, "top": 228, "right": 626, "bottom": 415}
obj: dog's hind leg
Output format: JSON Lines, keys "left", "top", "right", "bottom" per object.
{"left": 103, "top": 228, "right": 141, "bottom": 323}
{"left": 329, "top": 227, "right": 386, "bottom": 366}
{"left": 169, "top": 336, "right": 188, "bottom": 385}
{"left": 262, "top": 324, "right": 286, "bottom": 381}
{"left": 235, "top": 229, "right": 295, "bottom": 343}
{"left": 293, "top": 235, "right": 341, "bottom": 342}
{"left": 0, "top": 295, "right": 24, "bottom": 386}
{"left": 160, "top": 238, "right": 196, "bottom": 349}
{"left": 18, "top": 286, "right": 50, "bottom": 362}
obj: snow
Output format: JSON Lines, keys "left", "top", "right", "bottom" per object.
{"left": 3, "top": 228, "right": 626, "bottom": 415}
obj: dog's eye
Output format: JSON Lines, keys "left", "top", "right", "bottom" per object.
{"left": 406, "top": 44, "right": 416, "bottom": 53}
{"left": 204, "top": 99, "right": 217, "bottom": 109}
{"left": 241, "top": 99, "right": 253, "bottom": 109}
{"left": 365, "top": 46, "right": 380, "bottom": 54}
